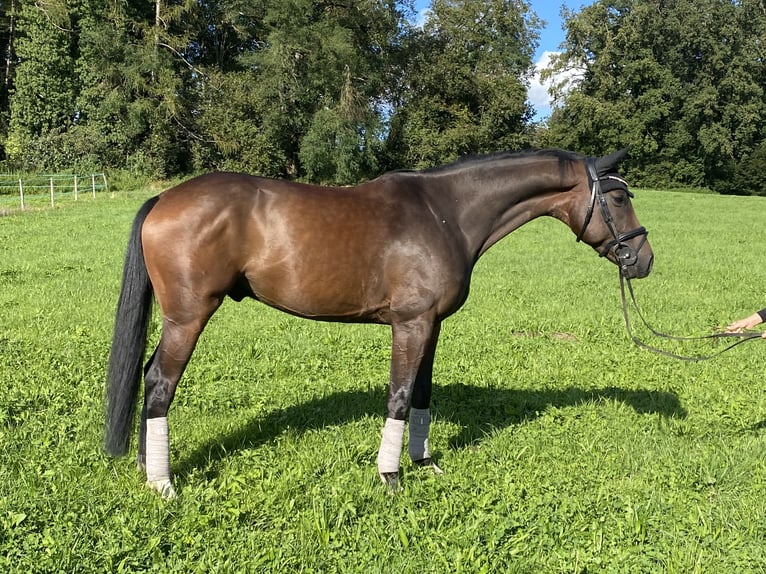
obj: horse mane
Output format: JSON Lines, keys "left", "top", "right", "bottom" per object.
{"left": 418, "top": 148, "right": 584, "bottom": 175}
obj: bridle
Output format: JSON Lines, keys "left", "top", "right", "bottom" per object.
{"left": 576, "top": 157, "right": 761, "bottom": 361}
{"left": 575, "top": 157, "right": 648, "bottom": 274}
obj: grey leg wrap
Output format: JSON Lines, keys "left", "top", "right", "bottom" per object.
{"left": 408, "top": 408, "right": 431, "bottom": 461}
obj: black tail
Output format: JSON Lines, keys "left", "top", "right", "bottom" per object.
{"left": 105, "top": 196, "right": 160, "bottom": 456}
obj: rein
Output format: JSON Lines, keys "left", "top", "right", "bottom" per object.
{"left": 619, "top": 273, "right": 762, "bottom": 361}
{"left": 577, "top": 156, "right": 761, "bottom": 361}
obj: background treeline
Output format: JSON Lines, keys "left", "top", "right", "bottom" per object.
{"left": 541, "top": 0, "right": 766, "bottom": 195}
{"left": 0, "top": 0, "right": 764, "bottom": 195}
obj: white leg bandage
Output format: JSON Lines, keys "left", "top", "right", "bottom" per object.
{"left": 408, "top": 408, "right": 431, "bottom": 461}
{"left": 377, "top": 418, "right": 405, "bottom": 474}
{"left": 146, "top": 417, "right": 171, "bottom": 483}
{"left": 145, "top": 417, "right": 176, "bottom": 498}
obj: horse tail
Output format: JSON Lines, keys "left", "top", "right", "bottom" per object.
{"left": 105, "top": 196, "right": 160, "bottom": 456}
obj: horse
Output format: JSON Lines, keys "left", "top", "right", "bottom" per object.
{"left": 105, "top": 148, "right": 653, "bottom": 497}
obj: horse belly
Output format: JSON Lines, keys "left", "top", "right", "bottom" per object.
{"left": 243, "top": 246, "right": 389, "bottom": 322}
{"left": 244, "top": 233, "right": 467, "bottom": 324}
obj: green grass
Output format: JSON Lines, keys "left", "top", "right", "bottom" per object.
{"left": 1, "top": 188, "right": 766, "bottom": 572}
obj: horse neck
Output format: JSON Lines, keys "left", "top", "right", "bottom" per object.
{"left": 431, "top": 156, "right": 581, "bottom": 259}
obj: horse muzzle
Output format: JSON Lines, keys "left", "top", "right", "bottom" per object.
{"left": 621, "top": 251, "right": 653, "bottom": 279}
{"left": 600, "top": 227, "right": 653, "bottom": 279}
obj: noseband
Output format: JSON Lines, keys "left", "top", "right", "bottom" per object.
{"left": 575, "top": 158, "right": 648, "bottom": 272}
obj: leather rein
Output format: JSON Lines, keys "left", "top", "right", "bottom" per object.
{"left": 578, "top": 158, "right": 761, "bottom": 361}
{"left": 619, "top": 274, "right": 761, "bottom": 361}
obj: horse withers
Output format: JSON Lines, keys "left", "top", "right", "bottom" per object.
{"left": 105, "top": 148, "right": 653, "bottom": 496}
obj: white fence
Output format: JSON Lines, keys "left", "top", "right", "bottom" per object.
{"left": 0, "top": 173, "right": 108, "bottom": 211}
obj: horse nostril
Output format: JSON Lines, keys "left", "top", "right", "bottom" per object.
{"left": 636, "top": 254, "right": 654, "bottom": 278}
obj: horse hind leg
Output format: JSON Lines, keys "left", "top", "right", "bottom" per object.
{"left": 136, "top": 348, "right": 158, "bottom": 471}
{"left": 140, "top": 314, "right": 213, "bottom": 498}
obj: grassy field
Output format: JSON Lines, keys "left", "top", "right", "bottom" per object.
{"left": 1, "top": 185, "right": 765, "bottom": 572}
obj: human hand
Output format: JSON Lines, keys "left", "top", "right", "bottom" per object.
{"left": 726, "top": 312, "right": 764, "bottom": 333}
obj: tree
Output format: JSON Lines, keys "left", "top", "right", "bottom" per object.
{"left": 734, "top": 140, "right": 766, "bottom": 197}
{"left": 0, "top": 0, "right": 17, "bottom": 117}
{"left": 0, "top": 0, "right": 545, "bottom": 183}
{"left": 193, "top": 0, "right": 408, "bottom": 183}
{"left": 385, "top": 0, "right": 540, "bottom": 170}
{"left": 73, "top": 0, "right": 197, "bottom": 176}
{"left": 543, "top": 0, "right": 766, "bottom": 193}
{"left": 6, "top": 0, "right": 77, "bottom": 167}
{"left": 259, "top": 0, "right": 406, "bottom": 182}
{"left": 299, "top": 65, "right": 381, "bottom": 184}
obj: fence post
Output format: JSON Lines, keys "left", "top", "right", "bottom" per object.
{"left": 19, "top": 179, "right": 24, "bottom": 210}
{"left": 102, "top": 173, "right": 108, "bottom": 194}
{"left": 91, "top": 174, "right": 96, "bottom": 198}
{"left": 50, "top": 177, "right": 54, "bottom": 208}
{"left": 74, "top": 175, "right": 78, "bottom": 201}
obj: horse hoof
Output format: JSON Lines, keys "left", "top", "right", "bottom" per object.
{"left": 379, "top": 472, "right": 400, "bottom": 492}
{"left": 136, "top": 454, "right": 146, "bottom": 472}
{"left": 413, "top": 458, "right": 444, "bottom": 475}
{"left": 147, "top": 479, "right": 177, "bottom": 499}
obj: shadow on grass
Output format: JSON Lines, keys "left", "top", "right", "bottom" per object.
{"left": 175, "top": 383, "right": 686, "bottom": 481}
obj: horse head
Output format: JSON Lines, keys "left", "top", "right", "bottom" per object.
{"left": 574, "top": 148, "right": 653, "bottom": 279}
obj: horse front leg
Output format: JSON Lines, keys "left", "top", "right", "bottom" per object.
{"left": 378, "top": 315, "right": 440, "bottom": 489}
{"left": 408, "top": 319, "right": 443, "bottom": 474}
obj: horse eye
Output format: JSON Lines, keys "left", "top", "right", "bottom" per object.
{"left": 612, "top": 191, "right": 629, "bottom": 206}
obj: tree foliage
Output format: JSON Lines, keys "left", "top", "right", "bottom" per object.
{"left": 542, "top": 0, "right": 766, "bottom": 195}
{"left": 0, "top": 0, "right": 542, "bottom": 182}
{"left": 6, "top": 0, "right": 76, "bottom": 164}
{"left": 386, "top": 0, "right": 540, "bottom": 169}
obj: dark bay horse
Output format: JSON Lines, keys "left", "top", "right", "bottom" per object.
{"left": 105, "top": 148, "right": 653, "bottom": 496}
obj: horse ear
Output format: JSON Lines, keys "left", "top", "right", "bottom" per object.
{"left": 595, "top": 147, "right": 630, "bottom": 175}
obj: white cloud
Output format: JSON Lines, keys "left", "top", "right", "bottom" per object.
{"left": 528, "top": 51, "right": 583, "bottom": 120}
{"left": 414, "top": 5, "right": 429, "bottom": 28}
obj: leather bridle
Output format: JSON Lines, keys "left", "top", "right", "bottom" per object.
{"left": 576, "top": 158, "right": 649, "bottom": 274}
{"left": 575, "top": 158, "right": 760, "bottom": 360}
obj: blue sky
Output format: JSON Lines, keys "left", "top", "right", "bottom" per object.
{"left": 410, "top": 1, "right": 593, "bottom": 118}
{"left": 527, "top": 1, "right": 578, "bottom": 59}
